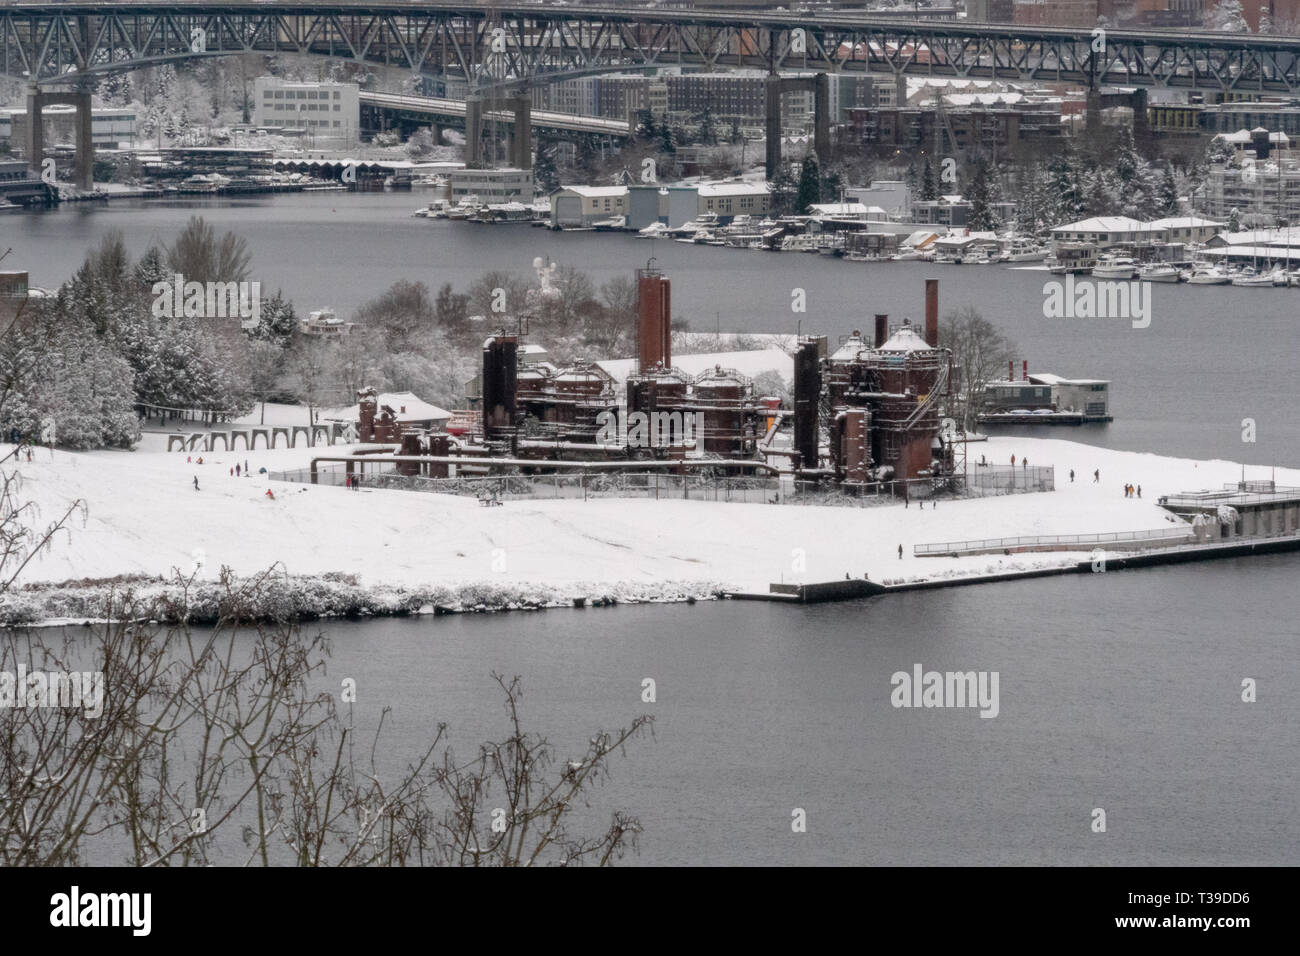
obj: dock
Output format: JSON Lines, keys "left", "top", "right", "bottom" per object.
{"left": 727, "top": 532, "right": 1300, "bottom": 604}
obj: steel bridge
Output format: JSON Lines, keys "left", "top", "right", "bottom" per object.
{"left": 3, "top": 2, "right": 1300, "bottom": 95}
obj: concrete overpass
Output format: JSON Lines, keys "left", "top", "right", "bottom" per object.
{"left": 360, "top": 89, "right": 631, "bottom": 167}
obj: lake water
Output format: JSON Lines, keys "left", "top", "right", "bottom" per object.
{"left": 9, "top": 194, "right": 1299, "bottom": 865}
{"left": 307, "top": 558, "right": 1299, "bottom": 866}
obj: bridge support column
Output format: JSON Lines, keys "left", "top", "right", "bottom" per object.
{"left": 24, "top": 87, "right": 93, "bottom": 190}
{"left": 75, "top": 89, "right": 92, "bottom": 190}
{"left": 511, "top": 96, "right": 532, "bottom": 170}
{"left": 1085, "top": 90, "right": 1102, "bottom": 134}
{"left": 895, "top": 71, "right": 908, "bottom": 110}
{"left": 813, "top": 72, "right": 830, "bottom": 164}
{"left": 465, "top": 95, "right": 483, "bottom": 166}
{"left": 1130, "top": 88, "right": 1151, "bottom": 149}
{"left": 765, "top": 76, "right": 782, "bottom": 180}
{"left": 24, "top": 87, "right": 42, "bottom": 175}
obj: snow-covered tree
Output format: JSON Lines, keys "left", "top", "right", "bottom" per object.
{"left": 1205, "top": 0, "right": 1249, "bottom": 32}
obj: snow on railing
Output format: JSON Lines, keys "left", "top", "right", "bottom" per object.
{"left": 914, "top": 527, "right": 1192, "bottom": 557}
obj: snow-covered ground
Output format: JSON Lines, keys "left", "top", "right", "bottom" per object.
{"left": 8, "top": 435, "right": 1293, "bottom": 614}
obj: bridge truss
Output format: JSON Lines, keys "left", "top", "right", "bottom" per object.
{"left": 3, "top": 4, "right": 1300, "bottom": 95}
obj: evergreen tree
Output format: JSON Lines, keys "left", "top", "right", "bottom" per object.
{"left": 1159, "top": 164, "right": 1179, "bottom": 216}
{"left": 920, "top": 157, "right": 938, "bottom": 201}
{"left": 251, "top": 290, "right": 297, "bottom": 346}
{"left": 768, "top": 161, "right": 798, "bottom": 216}
{"left": 693, "top": 104, "right": 716, "bottom": 146}
{"left": 533, "top": 140, "right": 560, "bottom": 194}
{"left": 795, "top": 157, "right": 822, "bottom": 214}
{"left": 635, "top": 108, "right": 657, "bottom": 142}
{"left": 966, "top": 161, "right": 997, "bottom": 230}
{"left": 659, "top": 124, "right": 676, "bottom": 154}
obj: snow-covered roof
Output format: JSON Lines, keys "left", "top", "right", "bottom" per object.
{"left": 831, "top": 333, "right": 872, "bottom": 362}
{"left": 808, "top": 202, "right": 883, "bottom": 217}
{"left": 902, "top": 230, "right": 941, "bottom": 248}
{"left": 322, "top": 391, "right": 451, "bottom": 423}
{"left": 595, "top": 348, "right": 791, "bottom": 385}
{"left": 558, "top": 185, "right": 627, "bottom": 198}
{"left": 697, "top": 181, "right": 770, "bottom": 197}
{"left": 1146, "top": 217, "right": 1225, "bottom": 229}
{"left": 876, "top": 324, "right": 933, "bottom": 353}
{"left": 1211, "top": 226, "right": 1300, "bottom": 246}
{"left": 1051, "top": 216, "right": 1156, "bottom": 233}
{"left": 1028, "top": 373, "right": 1109, "bottom": 387}
{"left": 1217, "top": 128, "right": 1290, "bottom": 145}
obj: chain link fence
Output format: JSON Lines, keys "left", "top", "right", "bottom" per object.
{"left": 270, "top": 463, "right": 1057, "bottom": 506}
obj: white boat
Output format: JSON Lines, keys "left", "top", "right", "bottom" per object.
{"left": 1230, "top": 267, "right": 1277, "bottom": 287}
{"left": 668, "top": 212, "right": 720, "bottom": 237}
{"left": 1137, "top": 263, "right": 1180, "bottom": 283}
{"left": 1091, "top": 256, "right": 1138, "bottom": 280}
{"left": 446, "top": 196, "right": 483, "bottom": 220}
{"left": 413, "top": 199, "right": 451, "bottom": 218}
{"left": 1185, "top": 266, "right": 1231, "bottom": 285}
{"left": 890, "top": 249, "right": 924, "bottom": 261}
{"left": 780, "top": 234, "right": 821, "bottom": 253}
{"left": 1002, "top": 239, "right": 1050, "bottom": 262}
{"left": 638, "top": 222, "right": 671, "bottom": 239}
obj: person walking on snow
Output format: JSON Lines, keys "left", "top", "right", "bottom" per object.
{"left": 1070, "top": 469, "right": 1075, "bottom": 482}
{"left": 1137, "top": 485, "right": 1142, "bottom": 499}
{"left": 898, "top": 544, "right": 903, "bottom": 560}
{"left": 1011, "top": 454, "right": 1016, "bottom": 467}
{"left": 1023, "top": 457, "right": 1028, "bottom": 469}
{"left": 193, "top": 476, "right": 199, "bottom": 491}
{"left": 1094, "top": 469, "right": 1100, "bottom": 483}
{"left": 236, "top": 464, "right": 241, "bottom": 477}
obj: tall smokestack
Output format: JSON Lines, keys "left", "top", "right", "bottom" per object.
{"left": 874, "top": 314, "right": 889, "bottom": 348}
{"left": 794, "top": 337, "right": 824, "bottom": 472}
{"left": 1023, "top": 360, "right": 1028, "bottom": 381}
{"left": 637, "top": 267, "right": 672, "bottom": 370}
{"left": 482, "top": 335, "right": 518, "bottom": 447}
{"left": 1009, "top": 360, "right": 1014, "bottom": 382}
{"left": 924, "top": 278, "right": 939, "bottom": 348}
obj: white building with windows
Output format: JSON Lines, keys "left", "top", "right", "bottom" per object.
{"left": 450, "top": 167, "right": 535, "bottom": 204}
{"left": 550, "top": 185, "right": 628, "bottom": 227}
{"left": 253, "top": 77, "right": 359, "bottom": 146}
{"left": 1049, "top": 216, "right": 1167, "bottom": 251}
{"left": 696, "top": 181, "right": 770, "bottom": 218}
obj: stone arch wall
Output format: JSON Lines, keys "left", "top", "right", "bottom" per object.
{"left": 170, "top": 423, "right": 347, "bottom": 452}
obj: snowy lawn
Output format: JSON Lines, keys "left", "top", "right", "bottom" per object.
{"left": 7, "top": 436, "right": 1294, "bottom": 599}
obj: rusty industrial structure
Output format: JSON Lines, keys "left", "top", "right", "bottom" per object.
{"left": 795, "top": 276, "right": 957, "bottom": 493}
{"left": 333, "top": 265, "right": 956, "bottom": 496}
